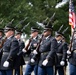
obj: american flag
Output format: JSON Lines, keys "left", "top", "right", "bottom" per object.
{"left": 69, "top": 0, "right": 76, "bottom": 29}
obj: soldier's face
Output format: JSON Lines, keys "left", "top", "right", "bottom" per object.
{"left": 56, "top": 36, "right": 62, "bottom": 41}
{"left": 43, "top": 31, "right": 51, "bottom": 37}
{"left": 15, "top": 34, "right": 21, "bottom": 39}
{"left": 5, "top": 30, "right": 14, "bottom": 38}
{"left": 30, "top": 32, "right": 38, "bottom": 38}
{"left": 0, "top": 32, "right": 2, "bottom": 36}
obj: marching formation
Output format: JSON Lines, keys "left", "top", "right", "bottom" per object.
{"left": 0, "top": 19, "right": 76, "bottom": 75}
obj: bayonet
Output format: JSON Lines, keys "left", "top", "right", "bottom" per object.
{"left": 21, "top": 22, "right": 30, "bottom": 31}
{"left": 15, "top": 17, "right": 28, "bottom": 28}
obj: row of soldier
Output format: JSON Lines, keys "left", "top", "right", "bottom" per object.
{"left": 0, "top": 22, "right": 76, "bottom": 75}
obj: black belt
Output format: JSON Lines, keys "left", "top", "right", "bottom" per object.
{"left": 3, "top": 52, "right": 9, "bottom": 54}
{"left": 56, "top": 53, "right": 63, "bottom": 56}
{"left": 73, "top": 50, "right": 76, "bottom": 53}
{"left": 41, "top": 51, "right": 49, "bottom": 55}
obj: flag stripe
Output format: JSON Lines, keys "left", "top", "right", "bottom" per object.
{"left": 69, "top": 0, "right": 76, "bottom": 29}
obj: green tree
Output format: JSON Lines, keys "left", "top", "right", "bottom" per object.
{"left": 0, "top": 0, "right": 76, "bottom": 41}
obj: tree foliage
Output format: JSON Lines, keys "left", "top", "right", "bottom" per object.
{"left": 0, "top": 0, "right": 76, "bottom": 41}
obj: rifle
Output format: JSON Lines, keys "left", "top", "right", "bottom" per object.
{"left": 32, "top": 34, "right": 44, "bottom": 60}
{"left": 24, "top": 37, "right": 33, "bottom": 51}
{"left": 17, "top": 37, "right": 33, "bottom": 56}
{"left": 42, "top": 17, "right": 49, "bottom": 25}
{"left": 0, "top": 20, "right": 4, "bottom": 25}
{"left": 15, "top": 17, "right": 28, "bottom": 29}
{"left": 6, "top": 19, "right": 14, "bottom": 26}
{"left": 50, "top": 12, "right": 56, "bottom": 21}
{"left": 21, "top": 22, "right": 30, "bottom": 32}
{"left": 47, "top": 12, "right": 56, "bottom": 25}
{"left": 0, "top": 37, "right": 7, "bottom": 61}
{"left": 36, "top": 34, "right": 44, "bottom": 52}
{"left": 68, "top": 27, "right": 76, "bottom": 52}
{"left": 0, "top": 37, "right": 7, "bottom": 49}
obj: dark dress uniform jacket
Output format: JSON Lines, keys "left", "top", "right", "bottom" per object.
{"left": 0, "top": 36, "right": 19, "bottom": 70}
{"left": 69, "top": 39, "right": 76, "bottom": 66}
{"left": 27, "top": 36, "right": 39, "bottom": 65}
{"left": 55, "top": 41, "right": 68, "bottom": 67}
{"left": 14, "top": 39, "right": 25, "bottom": 68}
{"left": 39, "top": 35, "right": 57, "bottom": 67}
{"left": 0, "top": 36, "right": 3, "bottom": 47}
{"left": 0, "top": 37, "right": 3, "bottom": 60}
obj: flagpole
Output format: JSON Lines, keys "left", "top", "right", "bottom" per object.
{"left": 69, "top": 0, "right": 76, "bottom": 52}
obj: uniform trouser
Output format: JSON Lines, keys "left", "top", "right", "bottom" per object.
{"left": 0, "top": 70, "right": 13, "bottom": 75}
{"left": 69, "top": 63, "right": 76, "bottom": 75}
{"left": 38, "top": 66, "right": 54, "bottom": 75}
{"left": 55, "top": 66, "right": 64, "bottom": 75}
{"left": 15, "top": 68, "right": 20, "bottom": 75}
{"left": 24, "top": 64, "right": 38, "bottom": 75}
{"left": 15, "top": 66, "right": 23, "bottom": 75}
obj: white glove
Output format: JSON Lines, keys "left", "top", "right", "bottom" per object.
{"left": 22, "top": 48, "right": 27, "bottom": 53}
{"left": 60, "top": 61, "right": 65, "bottom": 66}
{"left": 3, "top": 61, "right": 9, "bottom": 67}
{"left": 42, "top": 59, "right": 48, "bottom": 66}
{"left": 67, "top": 50, "right": 71, "bottom": 54}
{"left": 33, "top": 43, "right": 37, "bottom": 47}
{"left": 32, "top": 50, "right": 38, "bottom": 54}
{"left": 31, "top": 59, "right": 35, "bottom": 63}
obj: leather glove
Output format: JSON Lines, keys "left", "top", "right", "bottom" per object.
{"left": 60, "top": 61, "right": 65, "bottom": 66}
{"left": 67, "top": 50, "right": 71, "bottom": 54}
{"left": 31, "top": 58, "right": 35, "bottom": 63}
{"left": 3, "top": 61, "right": 9, "bottom": 67}
{"left": 42, "top": 59, "right": 48, "bottom": 66}
{"left": 32, "top": 50, "right": 38, "bottom": 54}
{"left": 22, "top": 48, "right": 27, "bottom": 53}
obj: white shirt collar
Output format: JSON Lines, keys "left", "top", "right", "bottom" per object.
{"left": 33, "top": 36, "right": 37, "bottom": 40}
{"left": 57, "top": 40, "right": 61, "bottom": 43}
{"left": 45, "top": 36, "right": 50, "bottom": 39}
{"left": 7, "top": 36, "right": 13, "bottom": 39}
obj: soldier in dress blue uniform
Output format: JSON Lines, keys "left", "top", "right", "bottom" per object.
{"left": 0, "top": 28, "right": 4, "bottom": 53}
{"left": 55, "top": 31, "right": 68, "bottom": 75}
{"left": 0, "top": 28, "right": 3, "bottom": 40}
{"left": 37, "top": 25, "right": 57, "bottom": 75}
{"left": 0, "top": 28, "right": 4, "bottom": 75}
{"left": 24, "top": 27, "right": 40, "bottom": 75}
{"left": 0, "top": 25, "right": 19, "bottom": 75}
{"left": 62, "top": 36, "right": 68, "bottom": 74}
{"left": 14, "top": 29, "right": 25, "bottom": 75}
{"left": 0, "top": 28, "right": 4, "bottom": 49}
{"left": 67, "top": 29, "right": 76, "bottom": 75}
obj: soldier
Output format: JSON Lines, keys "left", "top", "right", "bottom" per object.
{"left": 37, "top": 25, "right": 57, "bottom": 75}
{"left": 62, "top": 36, "right": 68, "bottom": 74}
{"left": 14, "top": 29, "right": 25, "bottom": 75}
{"left": 55, "top": 31, "right": 68, "bottom": 75}
{"left": 0, "top": 28, "right": 4, "bottom": 48}
{"left": 67, "top": 30, "right": 76, "bottom": 75}
{"left": 0, "top": 25, "right": 19, "bottom": 75}
{"left": 0, "top": 28, "right": 4, "bottom": 75}
{"left": 0, "top": 28, "right": 3, "bottom": 46}
{"left": 24, "top": 27, "right": 39, "bottom": 75}
{"left": 0, "top": 28, "right": 3, "bottom": 40}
